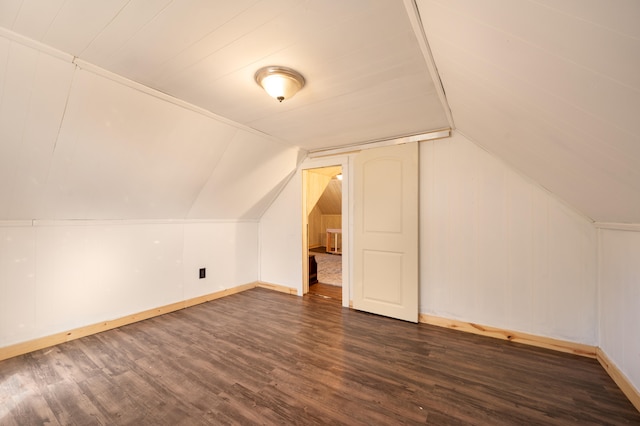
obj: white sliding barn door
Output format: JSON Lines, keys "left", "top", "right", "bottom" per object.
{"left": 353, "top": 142, "right": 419, "bottom": 322}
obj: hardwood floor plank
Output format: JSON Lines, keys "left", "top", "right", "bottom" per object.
{"left": 6, "top": 393, "right": 60, "bottom": 426}
{"left": 0, "top": 288, "right": 638, "bottom": 425}
{"left": 308, "top": 283, "right": 342, "bottom": 301}
{"left": 41, "top": 380, "right": 107, "bottom": 425}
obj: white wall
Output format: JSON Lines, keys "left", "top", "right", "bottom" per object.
{"left": 259, "top": 169, "right": 304, "bottom": 295}
{"left": 0, "top": 220, "right": 258, "bottom": 347}
{"left": 421, "top": 133, "right": 597, "bottom": 344}
{"left": 598, "top": 227, "right": 640, "bottom": 393}
{"left": 259, "top": 132, "right": 598, "bottom": 345}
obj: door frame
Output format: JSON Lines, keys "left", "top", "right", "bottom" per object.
{"left": 301, "top": 155, "right": 350, "bottom": 307}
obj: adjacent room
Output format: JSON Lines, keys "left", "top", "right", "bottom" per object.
{"left": 0, "top": 0, "right": 639, "bottom": 424}
{"left": 305, "top": 166, "right": 343, "bottom": 301}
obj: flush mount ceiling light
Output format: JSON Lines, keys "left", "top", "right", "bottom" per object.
{"left": 255, "top": 66, "right": 305, "bottom": 102}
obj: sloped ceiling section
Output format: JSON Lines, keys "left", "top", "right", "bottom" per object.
{"left": 0, "top": 0, "right": 450, "bottom": 150}
{"left": 416, "top": 0, "right": 640, "bottom": 224}
{"left": 316, "top": 179, "right": 342, "bottom": 215}
{"left": 0, "top": 34, "right": 301, "bottom": 221}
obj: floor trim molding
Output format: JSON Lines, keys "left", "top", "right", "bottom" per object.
{"left": 419, "top": 314, "right": 596, "bottom": 358}
{"left": 0, "top": 282, "right": 297, "bottom": 362}
{"left": 256, "top": 281, "right": 299, "bottom": 295}
{"left": 596, "top": 347, "right": 640, "bottom": 412}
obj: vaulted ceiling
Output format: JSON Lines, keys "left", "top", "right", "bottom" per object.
{"left": 0, "top": 0, "right": 449, "bottom": 221}
{"left": 0, "top": 0, "right": 638, "bottom": 223}
{"left": 416, "top": 0, "right": 640, "bottom": 224}
{"left": 0, "top": 0, "right": 450, "bottom": 149}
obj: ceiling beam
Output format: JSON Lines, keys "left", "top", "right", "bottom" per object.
{"left": 308, "top": 129, "right": 451, "bottom": 158}
{"left": 403, "top": 0, "right": 455, "bottom": 130}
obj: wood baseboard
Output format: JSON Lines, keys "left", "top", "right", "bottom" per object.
{"left": 0, "top": 282, "right": 272, "bottom": 362}
{"left": 183, "top": 283, "right": 257, "bottom": 308}
{"left": 596, "top": 348, "right": 640, "bottom": 412}
{"left": 419, "top": 314, "right": 597, "bottom": 358}
{"left": 256, "top": 281, "right": 298, "bottom": 295}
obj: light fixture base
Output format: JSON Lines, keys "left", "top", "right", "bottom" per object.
{"left": 255, "top": 66, "right": 305, "bottom": 102}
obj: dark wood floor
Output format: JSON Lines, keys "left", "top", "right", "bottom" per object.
{"left": 308, "top": 282, "right": 342, "bottom": 301}
{"left": 1, "top": 288, "right": 638, "bottom": 425}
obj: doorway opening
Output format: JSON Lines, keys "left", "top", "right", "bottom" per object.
{"left": 303, "top": 165, "right": 344, "bottom": 303}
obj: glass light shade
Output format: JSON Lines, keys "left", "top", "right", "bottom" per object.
{"left": 255, "top": 66, "right": 305, "bottom": 102}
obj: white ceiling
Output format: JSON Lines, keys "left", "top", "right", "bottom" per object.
{"left": 0, "top": 0, "right": 639, "bottom": 224}
{"left": 0, "top": 0, "right": 449, "bottom": 221}
{"left": 416, "top": 0, "right": 640, "bottom": 223}
{"left": 0, "top": 0, "right": 451, "bottom": 150}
